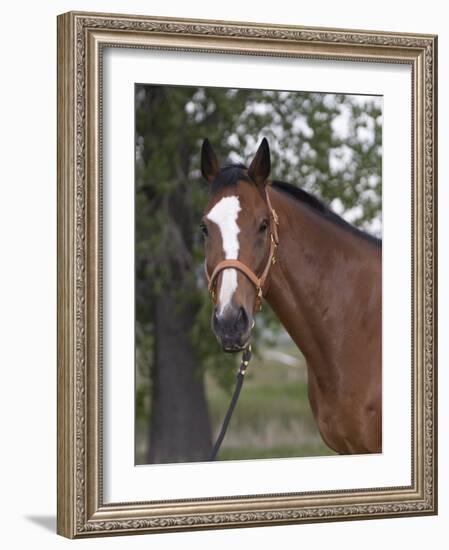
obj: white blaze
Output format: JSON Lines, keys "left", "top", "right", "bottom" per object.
{"left": 206, "top": 196, "right": 241, "bottom": 315}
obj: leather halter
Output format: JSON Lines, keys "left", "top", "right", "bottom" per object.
{"left": 205, "top": 186, "right": 279, "bottom": 312}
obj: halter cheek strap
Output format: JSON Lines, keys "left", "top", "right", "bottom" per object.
{"left": 204, "top": 186, "right": 279, "bottom": 312}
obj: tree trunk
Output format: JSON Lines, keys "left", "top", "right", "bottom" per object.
{"left": 147, "top": 291, "right": 212, "bottom": 463}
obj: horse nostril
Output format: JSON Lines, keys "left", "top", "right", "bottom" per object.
{"left": 235, "top": 307, "right": 249, "bottom": 332}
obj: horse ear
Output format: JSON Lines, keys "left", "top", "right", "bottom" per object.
{"left": 248, "top": 138, "right": 271, "bottom": 185}
{"left": 201, "top": 138, "right": 220, "bottom": 183}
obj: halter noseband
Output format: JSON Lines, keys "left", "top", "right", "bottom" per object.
{"left": 205, "top": 185, "right": 279, "bottom": 312}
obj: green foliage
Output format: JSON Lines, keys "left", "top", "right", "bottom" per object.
{"left": 135, "top": 84, "right": 382, "bottom": 433}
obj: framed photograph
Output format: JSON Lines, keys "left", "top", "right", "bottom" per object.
{"left": 57, "top": 11, "right": 438, "bottom": 538}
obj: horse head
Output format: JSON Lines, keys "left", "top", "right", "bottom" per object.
{"left": 200, "top": 138, "right": 277, "bottom": 352}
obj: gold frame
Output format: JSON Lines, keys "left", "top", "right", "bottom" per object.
{"left": 57, "top": 11, "right": 438, "bottom": 538}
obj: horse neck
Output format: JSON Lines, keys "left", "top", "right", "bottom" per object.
{"left": 265, "top": 186, "right": 381, "bottom": 384}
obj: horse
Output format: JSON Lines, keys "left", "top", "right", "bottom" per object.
{"left": 200, "top": 137, "right": 382, "bottom": 455}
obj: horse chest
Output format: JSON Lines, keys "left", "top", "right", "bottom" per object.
{"left": 306, "top": 367, "right": 381, "bottom": 454}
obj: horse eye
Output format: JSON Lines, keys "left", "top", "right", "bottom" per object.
{"left": 259, "top": 219, "right": 269, "bottom": 232}
{"left": 200, "top": 222, "right": 208, "bottom": 237}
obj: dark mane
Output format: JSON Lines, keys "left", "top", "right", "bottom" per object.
{"left": 210, "top": 163, "right": 381, "bottom": 247}
{"left": 272, "top": 180, "right": 381, "bottom": 246}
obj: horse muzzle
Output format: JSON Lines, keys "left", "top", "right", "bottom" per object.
{"left": 212, "top": 305, "right": 253, "bottom": 353}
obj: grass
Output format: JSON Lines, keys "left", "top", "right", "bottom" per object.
{"left": 218, "top": 444, "right": 333, "bottom": 461}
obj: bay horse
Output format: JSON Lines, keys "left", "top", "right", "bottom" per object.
{"left": 200, "top": 138, "right": 382, "bottom": 455}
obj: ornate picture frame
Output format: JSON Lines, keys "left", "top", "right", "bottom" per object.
{"left": 57, "top": 11, "right": 437, "bottom": 538}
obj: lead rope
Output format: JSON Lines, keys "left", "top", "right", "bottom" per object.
{"left": 209, "top": 345, "right": 252, "bottom": 461}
